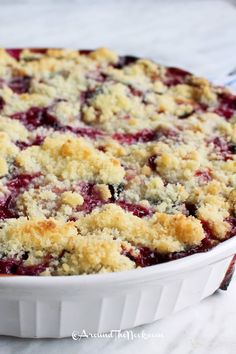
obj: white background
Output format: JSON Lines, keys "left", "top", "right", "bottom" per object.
{"left": 0, "top": 0, "right": 236, "bottom": 353}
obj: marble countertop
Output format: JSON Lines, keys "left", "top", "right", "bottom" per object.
{"left": 0, "top": 0, "right": 236, "bottom": 353}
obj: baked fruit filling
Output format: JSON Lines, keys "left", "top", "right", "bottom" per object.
{"left": 0, "top": 48, "right": 235, "bottom": 276}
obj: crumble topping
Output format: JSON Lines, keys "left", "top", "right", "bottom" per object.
{"left": 16, "top": 134, "right": 125, "bottom": 184}
{"left": 75, "top": 204, "right": 205, "bottom": 252}
{"left": 0, "top": 218, "right": 77, "bottom": 253}
{"left": 0, "top": 48, "right": 235, "bottom": 276}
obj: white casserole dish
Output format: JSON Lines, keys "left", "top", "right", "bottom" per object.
{"left": 0, "top": 236, "right": 235, "bottom": 338}
{"left": 0, "top": 51, "right": 235, "bottom": 338}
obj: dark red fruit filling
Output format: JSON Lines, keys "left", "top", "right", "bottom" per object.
{"left": 8, "top": 76, "right": 31, "bottom": 94}
{"left": 117, "top": 200, "right": 153, "bottom": 218}
{"left": 148, "top": 155, "right": 157, "bottom": 171}
{"left": 87, "top": 71, "right": 108, "bottom": 83}
{"left": 164, "top": 67, "right": 190, "bottom": 86}
{"left": 157, "top": 127, "right": 179, "bottom": 140}
{"left": 195, "top": 169, "right": 212, "bottom": 183}
{"left": 79, "top": 49, "right": 92, "bottom": 55}
{"left": 78, "top": 183, "right": 106, "bottom": 214}
{"left": 211, "top": 137, "right": 235, "bottom": 161}
{"left": 6, "top": 49, "right": 22, "bottom": 60}
{"left": 80, "top": 89, "right": 96, "bottom": 105}
{"left": 64, "top": 126, "right": 104, "bottom": 139}
{"left": 185, "top": 202, "right": 198, "bottom": 217}
{"left": 77, "top": 183, "right": 152, "bottom": 218}
{"left": 0, "top": 97, "right": 5, "bottom": 110}
{"left": 113, "top": 55, "right": 138, "bottom": 69}
{"left": 215, "top": 93, "right": 236, "bottom": 120}
{"left": 14, "top": 262, "right": 48, "bottom": 276}
{"left": 6, "top": 48, "right": 48, "bottom": 62}
{"left": 0, "top": 196, "right": 17, "bottom": 219}
{"left": 113, "top": 129, "right": 157, "bottom": 144}
{"left": 165, "top": 236, "right": 216, "bottom": 260}
{"left": 123, "top": 247, "right": 160, "bottom": 267}
{"left": 229, "top": 144, "right": 236, "bottom": 154}
{"left": 125, "top": 235, "right": 216, "bottom": 268}
{"left": 7, "top": 173, "right": 39, "bottom": 192}
{"left": 0, "top": 257, "right": 22, "bottom": 274}
{"left": 200, "top": 219, "right": 218, "bottom": 240}
{"left": 129, "top": 85, "right": 143, "bottom": 97}
{"left": 80, "top": 86, "right": 105, "bottom": 106}
{"left": 0, "top": 254, "right": 50, "bottom": 276}
{"left": 16, "top": 135, "right": 45, "bottom": 149}
{"left": 11, "top": 107, "right": 58, "bottom": 130}
{"left": 226, "top": 217, "right": 236, "bottom": 238}
{"left": 125, "top": 217, "right": 225, "bottom": 268}
{"left": 0, "top": 174, "right": 39, "bottom": 220}
{"left": 30, "top": 48, "right": 48, "bottom": 55}
{"left": 11, "top": 105, "right": 104, "bottom": 138}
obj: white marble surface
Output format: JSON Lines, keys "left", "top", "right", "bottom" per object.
{"left": 0, "top": 0, "right": 236, "bottom": 353}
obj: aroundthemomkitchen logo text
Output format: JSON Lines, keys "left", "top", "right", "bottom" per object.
{"left": 72, "top": 329, "right": 164, "bottom": 341}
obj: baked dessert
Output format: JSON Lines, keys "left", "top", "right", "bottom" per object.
{"left": 0, "top": 48, "right": 235, "bottom": 276}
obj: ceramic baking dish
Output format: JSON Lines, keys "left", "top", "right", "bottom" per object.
{"left": 0, "top": 236, "right": 235, "bottom": 338}
{"left": 0, "top": 49, "right": 235, "bottom": 338}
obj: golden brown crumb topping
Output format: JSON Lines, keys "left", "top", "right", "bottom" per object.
{"left": 16, "top": 134, "right": 125, "bottom": 184}
{"left": 0, "top": 48, "right": 235, "bottom": 276}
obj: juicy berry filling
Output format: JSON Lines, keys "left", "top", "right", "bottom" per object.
{"left": 211, "top": 137, "right": 234, "bottom": 161}
{"left": 0, "top": 174, "right": 39, "bottom": 220}
{"left": 76, "top": 183, "right": 152, "bottom": 218}
{"left": 6, "top": 48, "right": 48, "bottom": 61}
{"left": 0, "top": 196, "right": 17, "bottom": 219}
{"left": 7, "top": 173, "right": 39, "bottom": 192}
{"left": 0, "top": 97, "right": 5, "bottom": 110}
{"left": 0, "top": 257, "right": 21, "bottom": 274}
{"left": 126, "top": 219, "right": 225, "bottom": 268}
{"left": 113, "top": 55, "right": 138, "bottom": 69}
{"left": 16, "top": 135, "right": 45, "bottom": 149}
{"left": 11, "top": 107, "right": 58, "bottom": 130}
{"left": 80, "top": 89, "right": 96, "bottom": 105}
{"left": 226, "top": 217, "right": 236, "bottom": 238}
{"left": 129, "top": 85, "right": 144, "bottom": 98}
{"left": 200, "top": 219, "right": 218, "bottom": 240}
{"left": 10, "top": 105, "right": 104, "bottom": 139}
{"left": 148, "top": 155, "right": 157, "bottom": 171}
{"left": 117, "top": 200, "right": 153, "bottom": 218}
{"left": 215, "top": 93, "right": 236, "bottom": 120}
{"left": 113, "top": 129, "right": 157, "bottom": 144}
{"left": 64, "top": 126, "right": 104, "bottom": 139}
{"left": 0, "top": 255, "right": 51, "bottom": 276}
{"left": 126, "top": 218, "right": 235, "bottom": 269}
{"left": 6, "top": 49, "right": 22, "bottom": 60}
{"left": 185, "top": 202, "right": 198, "bottom": 217}
{"left": 195, "top": 169, "right": 212, "bottom": 183}
{"left": 125, "top": 236, "right": 216, "bottom": 268}
{"left": 229, "top": 143, "right": 236, "bottom": 154}
{"left": 78, "top": 183, "right": 106, "bottom": 214}
{"left": 8, "top": 76, "right": 31, "bottom": 94}
{"left": 79, "top": 49, "right": 92, "bottom": 55}
{"left": 164, "top": 67, "right": 190, "bottom": 86}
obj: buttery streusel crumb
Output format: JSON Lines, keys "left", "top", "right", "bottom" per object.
{"left": 0, "top": 48, "right": 235, "bottom": 276}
